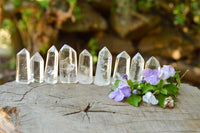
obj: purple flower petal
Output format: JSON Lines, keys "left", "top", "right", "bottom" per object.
{"left": 120, "top": 86, "right": 131, "bottom": 97}
{"left": 145, "top": 76, "right": 160, "bottom": 85}
{"left": 118, "top": 81, "right": 128, "bottom": 88}
{"left": 109, "top": 89, "right": 119, "bottom": 99}
{"left": 133, "top": 89, "right": 138, "bottom": 94}
{"left": 142, "top": 68, "right": 160, "bottom": 85}
{"left": 122, "top": 74, "right": 128, "bottom": 80}
{"left": 114, "top": 90, "right": 124, "bottom": 102}
{"left": 159, "top": 65, "right": 175, "bottom": 80}
{"left": 142, "top": 68, "right": 152, "bottom": 77}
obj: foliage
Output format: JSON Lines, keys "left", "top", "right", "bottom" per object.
{"left": 109, "top": 66, "right": 183, "bottom": 108}
{"left": 112, "top": 0, "right": 200, "bottom": 33}
{"left": 88, "top": 38, "right": 99, "bottom": 64}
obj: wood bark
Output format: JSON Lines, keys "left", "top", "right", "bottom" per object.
{"left": 0, "top": 82, "right": 200, "bottom": 132}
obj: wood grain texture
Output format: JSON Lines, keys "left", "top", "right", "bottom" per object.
{"left": 0, "top": 82, "right": 200, "bottom": 133}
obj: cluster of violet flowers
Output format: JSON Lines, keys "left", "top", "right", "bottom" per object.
{"left": 109, "top": 65, "right": 176, "bottom": 102}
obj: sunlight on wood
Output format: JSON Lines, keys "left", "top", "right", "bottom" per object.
{"left": 0, "top": 108, "right": 20, "bottom": 133}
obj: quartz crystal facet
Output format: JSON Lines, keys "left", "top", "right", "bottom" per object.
{"left": 78, "top": 49, "right": 93, "bottom": 84}
{"left": 44, "top": 45, "right": 58, "bottom": 84}
{"left": 30, "top": 52, "right": 44, "bottom": 83}
{"left": 145, "top": 56, "right": 160, "bottom": 70}
{"left": 112, "top": 51, "right": 130, "bottom": 84}
{"left": 94, "top": 47, "right": 112, "bottom": 86}
{"left": 59, "top": 44, "right": 77, "bottom": 83}
{"left": 129, "top": 52, "right": 144, "bottom": 81}
{"left": 16, "top": 48, "right": 31, "bottom": 84}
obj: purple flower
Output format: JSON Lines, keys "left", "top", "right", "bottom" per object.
{"left": 133, "top": 89, "right": 138, "bottom": 94}
{"left": 109, "top": 81, "right": 131, "bottom": 102}
{"left": 122, "top": 74, "right": 128, "bottom": 80}
{"left": 142, "top": 68, "right": 160, "bottom": 85}
{"left": 159, "top": 65, "right": 175, "bottom": 80}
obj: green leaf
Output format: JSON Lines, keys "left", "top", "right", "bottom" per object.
{"left": 157, "top": 94, "right": 168, "bottom": 108}
{"left": 37, "top": 0, "right": 49, "bottom": 9}
{"left": 142, "top": 85, "right": 158, "bottom": 94}
{"left": 41, "top": 44, "right": 49, "bottom": 55}
{"left": 73, "top": 6, "right": 82, "bottom": 20}
{"left": 157, "top": 80, "right": 164, "bottom": 89}
{"left": 108, "top": 80, "right": 120, "bottom": 94}
{"left": 114, "top": 80, "right": 120, "bottom": 86}
{"left": 167, "top": 77, "right": 174, "bottom": 84}
{"left": 127, "top": 80, "right": 133, "bottom": 87}
{"left": 127, "top": 95, "right": 142, "bottom": 107}
{"left": 12, "top": 0, "right": 22, "bottom": 7}
{"left": 174, "top": 71, "right": 181, "bottom": 86}
{"left": 154, "top": 90, "right": 160, "bottom": 95}
{"left": 160, "top": 89, "right": 168, "bottom": 95}
{"left": 164, "top": 84, "right": 179, "bottom": 96}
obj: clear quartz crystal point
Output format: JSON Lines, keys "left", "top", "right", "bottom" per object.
{"left": 30, "top": 52, "right": 44, "bottom": 83}
{"left": 112, "top": 51, "right": 130, "bottom": 84}
{"left": 16, "top": 48, "right": 31, "bottom": 84}
{"left": 78, "top": 49, "right": 93, "bottom": 84}
{"left": 145, "top": 56, "right": 160, "bottom": 70}
{"left": 129, "top": 52, "right": 144, "bottom": 82}
{"left": 44, "top": 45, "right": 58, "bottom": 84}
{"left": 94, "top": 47, "right": 112, "bottom": 86}
{"left": 59, "top": 44, "right": 77, "bottom": 83}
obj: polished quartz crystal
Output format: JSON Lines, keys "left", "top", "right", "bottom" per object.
{"left": 30, "top": 52, "right": 44, "bottom": 83}
{"left": 16, "top": 48, "right": 31, "bottom": 84}
{"left": 94, "top": 47, "right": 112, "bottom": 86}
{"left": 145, "top": 56, "right": 160, "bottom": 70}
{"left": 112, "top": 51, "right": 130, "bottom": 84}
{"left": 78, "top": 49, "right": 93, "bottom": 84}
{"left": 59, "top": 44, "right": 77, "bottom": 83}
{"left": 44, "top": 45, "right": 58, "bottom": 84}
{"left": 129, "top": 52, "right": 144, "bottom": 81}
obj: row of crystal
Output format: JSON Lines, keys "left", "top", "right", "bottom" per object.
{"left": 16, "top": 44, "right": 160, "bottom": 86}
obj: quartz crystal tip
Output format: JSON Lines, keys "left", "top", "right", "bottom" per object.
{"left": 31, "top": 52, "right": 44, "bottom": 83}
{"left": 78, "top": 49, "right": 93, "bottom": 84}
{"left": 59, "top": 44, "right": 77, "bottom": 83}
{"left": 44, "top": 45, "right": 58, "bottom": 84}
{"left": 16, "top": 48, "right": 31, "bottom": 84}
{"left": 112, "top": 51, "right": 130, "bottom": 84}
{"left": 145, "top": 56, "right": 160, "bottom": 70}
{"left": 129, "top": 52, "right": 144, "bottom": 82}
{"left": 94, "top": 47, "right": 112, "bottom": 86}
{"left": 48, "top": 45, "right": 57, "bottom": 52}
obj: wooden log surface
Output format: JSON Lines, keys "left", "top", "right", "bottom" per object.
{"left": 0, "top": 82, "right": 200, "bottom": 133}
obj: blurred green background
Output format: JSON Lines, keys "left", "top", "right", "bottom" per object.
{"left": 0, "top": 0, "right": 200, "bottom": 87}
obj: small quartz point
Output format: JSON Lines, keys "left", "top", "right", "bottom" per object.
{"left": 30, "top": 52, "right": 44, "bottom": 83}
{"left": 59, "top": 44, "right": 77, "bottom": 83}
{"left": 78, "top": 49, "right": 93, "bottom": 84}
{"left": 145, "top": 56, "right": 160, "bottom": 70}
{"left": 16, "top": 48, "right": 31, "bottom": 84}
{"left": 112, "top": 51, "right": 130, "bottom": 84}
{"left": 44, "top": 45, "right": 58, "bottom": 84}
{"left": 94, "top": 47, "right": 112, "bottom": 86}
{"left": 129, "top": 52, "right": 144, "bottom": 82}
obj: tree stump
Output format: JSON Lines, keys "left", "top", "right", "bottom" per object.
{"left": 0, "top": 82, "right": 200, "bottom": 132}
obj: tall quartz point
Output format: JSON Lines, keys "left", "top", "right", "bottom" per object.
{"left": 44, "top": 45, "right": 58, "bottom": 84}
{"left": 16, "top": 48, "right": 31, "bottom": 84}
{"left": 145, "top": 56, "right": 160, "bottom": 70}
{"left": 112, "top": 51, "right": 130, "bottom": 84}
{"left": 129, "top": 52, "right": 144, "bottom": 82}
{"left": 78, "top": 49, "right": 93, "bottom": 84}
{"left": 59, "top": 44, "right": 77, "bottom": 83}
{"left": 94, "top": 47, "right": 112, "bottom": 86}
{"left": 30, "top": 52, "right": 44, "bottom": 83}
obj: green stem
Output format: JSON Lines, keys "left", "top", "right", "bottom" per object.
{"left": 180, "top": 69, "right": 189, "bottom": 80}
